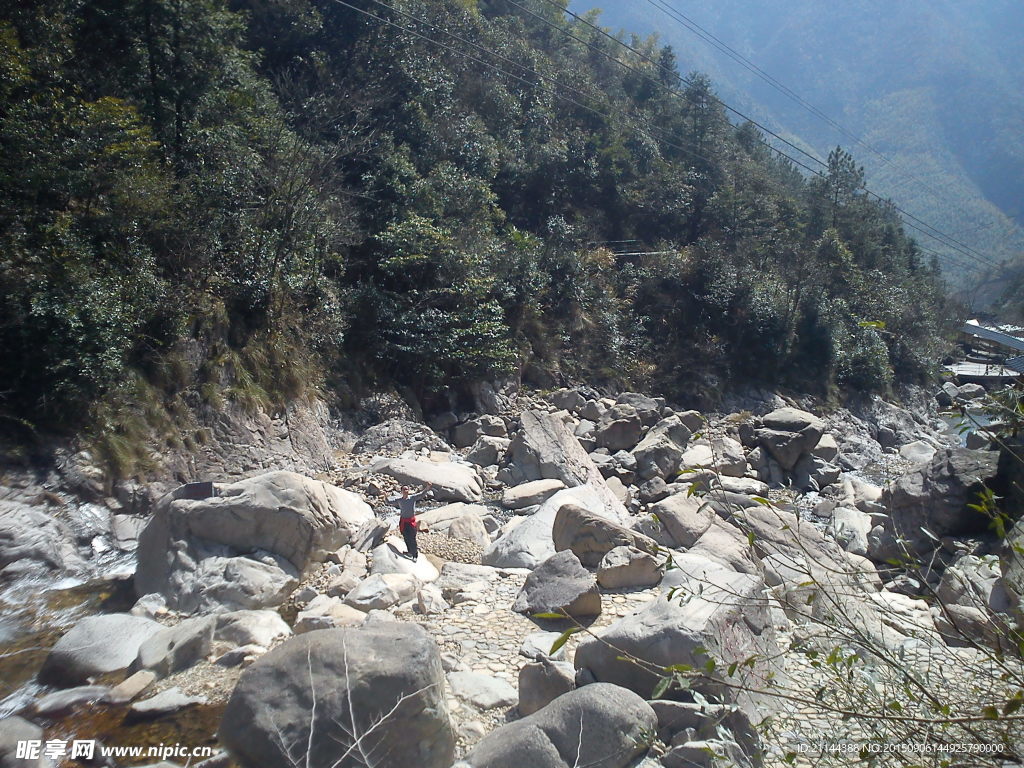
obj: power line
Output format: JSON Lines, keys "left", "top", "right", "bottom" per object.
{"left": 525, "top": 0, "right": 1001, "bottom": 271}
{"left": 325, "top": 0, "right": 989, "bottom": 277}
{"left": 638, "top": 0, "right": 1005, "bottom": 269}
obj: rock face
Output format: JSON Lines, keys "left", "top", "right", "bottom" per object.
{"left": 0, "top": 500, "right": 85, "bottom": 576}
{"left": 505, "top": 410, "right": 627, "bottom": 519}
{"left": 512, "top": 551, "right": 601, "bottom": 619}
{"left": 370, "top": 458, "right": 483, "bottom": 502}
{"left": 574, "top": 557, "right": 779, "bottom": 720}
{"left": 41, "top": 614, "right": 164, "bottom": 687}
{"left": 353, "top": 419, "right": 451, "bottom": 454}
{"left": 220, "top": 625, "right": 455, "bottom": 768}
{"left": 881, "top": 447, "right": 1000, "bottom": 554}
{"left": 135, "top": 471, "right": 374, "bottom": 613}
{"left": 551, "top": 504, "right": 657, "bottom": 567}
{"left": 458, "top": 683, "right": 656, "bottom": 768}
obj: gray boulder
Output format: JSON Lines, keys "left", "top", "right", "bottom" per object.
{"left": 133, "top": 616, "right": 216, "bottom": 677}
{"left": 221, "top": 625, "right": 454, "bottom": 768}
{"left": 135, "top": 471, "right": 374, "bottom": 612}
{"left": 483, "top": 487, "right": 602, "bottom": 569}
{"left": 512, "top": 551, "right": 601, "bottom": 619}
{"left": 551, "top": 504, "right": 657, "bottom": 567}
{"left": 447, "top": 671, "right": 517, "bottom": 710}
{"left": 295, "top": 595, "right": 367, "bottom": 632}
{"left": 595, "top": 404, "right": 643, "bottom": 452}
{"left": 370, "top": 458, "right": 483, "bottom": 502}
{"left": 597, "top": 546, "right": 662, "bottom": 589}
{"left": 761, "top": 407, "right": 825, "bottom": 436}
{"left": 465, "top": 436, "right": 511, "bottom": 467}
{"left": 0, "top": 716, "right": 49, "bottom": 768}
{"left": 453, "top": 415, "right": 507, "bottom": 449}
{"left": 344, "top": 573, "right": 422, "bottom": 612}
{"left": 41, "top": 613, "right": 163, "bottom": 687}
{"left": 711, "top": 436, "right": 747, "bottom": 478}
{"left": 215, "top": 610, "right": 293, "bottom": 649}
{"left": 353, "top": 419, "right": 451, "bottom": 454}
{"left": 448, "top": 515, "right": 490, "bottom": 547}
{"left": 632, "top": 416, "right": 692, "bottom": 480}
{"left": 648, "top": 493, "right": 715, "bottom": 549}
{"left": 615, "top": 392, "right": 663, "bottom": 425}
{"left": 517, "top": 659, "right": 575, "bottom": 716}
{"left": 826, "top": 507, "right": 872, "bottom": 556}
{"left": 129, "top": 687, "right": 207, "bottom": 720}
{"left": 457, "top": 683, "right": 656, "bottom": 768}
{"left": 574, "top": 557, "right": 779, "bottom": 719}
{"left": 501, "top": 479, "right": 566, "bottom": 510}
{"left": 881, "top": 447, "right": 1000, "bottom": 554}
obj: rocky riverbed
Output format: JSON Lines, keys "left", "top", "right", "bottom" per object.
{"left": 1, "top": 382, "right": 1022, "bottom": 768}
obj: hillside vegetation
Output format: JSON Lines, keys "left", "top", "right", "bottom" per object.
{"left": 582, "top": 0, "right": 1024, "bottom": 303}
{"left": 0, "top": 0, "right": 953, "bottom": 454}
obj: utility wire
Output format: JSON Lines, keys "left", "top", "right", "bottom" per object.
{"left": 324, "top": 0, "right": 987, "bottom": 276}
{"left": 640, "top": 0, "right": 1006, "bottom": 268}
{"left": 527, "top": 0, "right": 1001, "bottom": 271}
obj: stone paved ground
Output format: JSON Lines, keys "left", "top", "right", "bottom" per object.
{"left": 400, "top": 570, "right": 660, "bottom": 755}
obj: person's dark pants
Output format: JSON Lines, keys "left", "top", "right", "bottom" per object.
{"left": 400, "top": 520, "right": 418, "bottom": 559}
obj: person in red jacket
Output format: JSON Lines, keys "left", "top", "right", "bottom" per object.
{"left": 387, "top": 482, "right": 433, "bottom": 560}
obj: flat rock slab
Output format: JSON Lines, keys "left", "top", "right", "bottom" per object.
{"left": 371, "top": 458, "right": 483, "bottom": 502}
{"left": 501, "top": 479, "right": 566, "bottom": 510}
{"left": 447, "top": 671, "right": 518, "bottom": 710}
{"left": 130, "top": 687, "right": 208, "bottom": 720}
{"left": 41, "top": 613, "right": 164, "bottom": 687}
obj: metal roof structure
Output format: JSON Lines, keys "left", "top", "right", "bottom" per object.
{"left": 1008, "top": 355, "right": 1024, "bottom": 374}
{"left": 962, "top": 320, "right": 1024, "bottom": 353}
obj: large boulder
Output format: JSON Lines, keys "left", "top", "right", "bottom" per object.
{"left": 595, "top": 404, "right": 643, "bottom": 452}
{"left": 551, "top": 504, "right": 657, "bottom": 567}
{"left": 214, "top": 610, "right": 292, "bottom": 649}
{"left": 370, "top": 458, "right": 483, "bottom": 502}
{"left": 465, "top": 436, "right": 511, "bottom": 467}
{"left": 512, "top": 551, "right": 601, "bottom": 619}
{"left": 453, "top": 415, "right": 508, "bottom": 449}
{"left": 648, "top": 493, "right": 715, "bottom": 549}
{"left": 881, "top": 447, "right": 1000, "bottom": 555}
{"left": 132, "top": 616, "right": 216, "bottom": 677}
{"left": 447, "top": 671, "right": 517, "bottom": 710}
{"left": 483, "top": 487, "right": 605, "bottom": 569}
{"left": 502, "top": 479, "right": 566, "bottom": 510}
{"left": 135, "top": 471, "right": 374, "bottom": 613}
{"left": 616, "top": 392, "right": 663, "bottom": 425}
{"left": 597, "top": 546, "right": 662, "bottom": 589}
{"left": 220, "top": 625, "right": 454, "bottom": 768}
{"left": 344, "top": 573, "right": 422, "bottom": 612}
{"left": 632, "top": 416, "right": 692, "bottom": 480}
{"left": 416, "top": 502, "right": 488, "bottom": 533}
{"left": 41, "top": 614, "right": 164, "bottom": 687}
{"left": 573, "top": 556, "right": 780, "bottom": 720}
{"left": 457, "top": 683, "right": 656, "bottom": 768}
{"left": 517, "top": 660, "right": 576, "bottom": 716}
{"left": 505, "top": 410, "right": 627, "bottom": 519}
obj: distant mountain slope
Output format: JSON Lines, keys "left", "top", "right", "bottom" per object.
{"left": 573, "top": 0, "right": 1024, "bottom": 301}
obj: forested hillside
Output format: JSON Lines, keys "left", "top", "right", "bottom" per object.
{"left": 581, "top": 0, "right": 1024, "bottom": 306}
{"left": 0, "top": 0, "right": 953, "bottom": 456}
